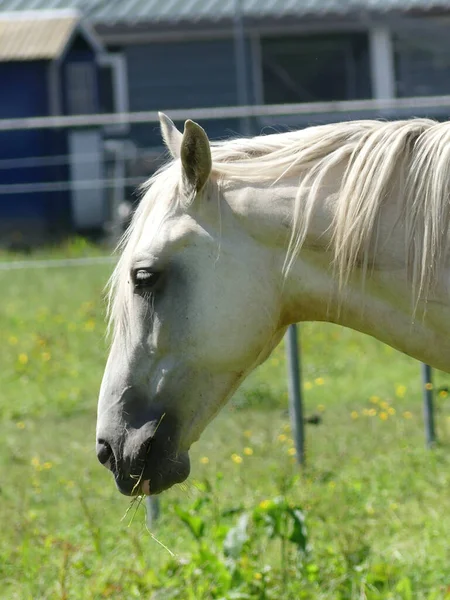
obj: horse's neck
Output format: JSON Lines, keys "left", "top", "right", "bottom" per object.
{"left": 224, "top": 175, "right": 450, "bottom": 371}
{"left": 225, "top": 177, "right": 339, "bottom": 322}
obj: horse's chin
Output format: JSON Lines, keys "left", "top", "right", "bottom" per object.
{"left": 114, "top": 451, "right": 191, "bottom": 496}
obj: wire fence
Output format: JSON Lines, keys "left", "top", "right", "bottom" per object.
{"left": 2, "top": 94, "right": 450, "bottom": 240}
{"left": 1, "top": 94, "right": 450, "bottom": 131}
{"left": 0, "top": 256, "right": 115, "bottom": 271}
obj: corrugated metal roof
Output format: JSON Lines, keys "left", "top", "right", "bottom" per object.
{"left": 0, "top": 11, "right": 79, "bottom": 61}
{"left": 1, "top": 0, "right": 450, "bottom": 26}
{"left": 90, "top": 0, "right": 450, "bottom": 25}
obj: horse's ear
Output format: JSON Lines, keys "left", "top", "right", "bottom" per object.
{"left": 159, "top": 112, "right": 182, "bottom": 158}
{"left": 180, "top": 119, "right": 212, "bottom": 194}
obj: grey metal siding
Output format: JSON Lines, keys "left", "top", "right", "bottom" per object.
{"left": 126, "top": 39, "right": 239, "bottom": 110}
{"left": 125, "top": 38, "right": 246, "bottom": 146}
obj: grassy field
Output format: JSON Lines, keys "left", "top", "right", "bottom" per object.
{"left": 2, "top": 241, "right": 450, "bottom": 599}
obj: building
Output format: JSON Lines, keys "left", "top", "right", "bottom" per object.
{"left": 1, "top": 1, "right": 450, "bottom": 241}
{"left": 94, "top": 0, "right": 450, "bottom": 141}
{"left": 0, "top": 10, "right": 121, "bottom": 243}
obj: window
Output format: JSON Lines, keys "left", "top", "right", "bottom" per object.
{"left": 99, "top": 64, "right": 114, "bottom": 114}
{"left": 66, "top": 62, "right": 96, "bottom": 115}
{"left": 394, "top": 32, "right": 450, "bottom": 97}
{"left": 97, "top": 53, "right": 129, "bottom": 134}
{"left": 261, "top": 34, "right": 371, "bottom": 104}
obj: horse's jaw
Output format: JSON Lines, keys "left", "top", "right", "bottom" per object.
{"left": 139, "top": 451, "right": 190, "bottom": 496}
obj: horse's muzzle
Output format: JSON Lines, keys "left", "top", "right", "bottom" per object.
{"left": 96, "top": 414, "right": 190, "bottom": 496}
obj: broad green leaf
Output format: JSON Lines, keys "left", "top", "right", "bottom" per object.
{"left": 288, "top": 507, "right": 308, "bottom": 553}
{"left": 174, "top": 506, "right": 205, "bottom": 540}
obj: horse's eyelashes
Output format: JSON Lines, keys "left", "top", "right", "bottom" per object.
{"left": 133, "top": 269, "right": 162, "bottom": 291}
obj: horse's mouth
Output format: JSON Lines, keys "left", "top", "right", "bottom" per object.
{"left": 113, "top": 451, "right": 191, "bottom": 496}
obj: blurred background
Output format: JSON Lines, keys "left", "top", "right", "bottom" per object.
{"left": 2, "top": 0, "right": 450, "bottom": 248}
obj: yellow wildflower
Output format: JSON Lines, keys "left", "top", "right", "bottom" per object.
{"left": 304, "top": 381, "right": 313, "bottom": 390}
{"left": 424, "top": 383, "right": 433, "bottom": 391}
{"left": 315, "top": 377, "right": 325, "bottom": 386}
{"left": 379, "top": 411, "right": 388, "bottom": 421}
{"left": 351, "top": 411, "right": 358, "bottom": 420}
{"left": 31, "top": 457, "right": 40, "bottom": 468}
{"left": 200, "top": 457, "right": 209, "bottom": 465}
{"left": 243, "top": 447, "right": 253, "bottom": 456}
{"left": 369, "top": 396, "right": 380, "bottom": 404}
{"left": 84, "top": 320, "right": 95, "bottom": 332}
{"left": 41, "top": 352, "right": 51, "bottom": 362}
{"left": 396, "top": 384, "right": 407, "bottom": 398}
{"left": 18, "top": 353, "right": 28, "bottom": 365}
{"left": 317, "top": 404, "right": 325, "bottom": 412}
{"left": 388, "top": 407, "right": 396, "bottom": 415}
{"left": 243, "top": 430, "right": 252, "bottom": 438}
{"left": 380, "top": 401, "right": 390, "bottom": 409}
{"left": 43, "top": 462, "right": 52, "bottom": 470}
{"left": 254, "top": 573, "right": 263, "bottom": 581}
{"left": 403, "top": 411, "right": 413, "bottom": 419}
{"left": 277, "top": 434, "right": 287, "bottom": 443}
{"left": 368, "top": 408, "right": 377, "bottom": 417}
{"left": 9, "top": 336, "right": 18, "bottom": 345}
{"left": 259, "top": 499, "right": 271, "bottom": 509}
{"left": 231, "top": 453, "right": 243, "bottom": 464}
{"left": 16, "top": 421, "right": 25, "bottom": 430}
{"left": 288, "top": 447, "right": 296, "bottom": 457}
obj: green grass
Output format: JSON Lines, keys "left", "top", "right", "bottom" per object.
{"left": 2, "top": 244, "right": 450, "bottom": 599}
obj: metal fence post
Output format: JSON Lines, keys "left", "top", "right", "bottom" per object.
{"left": 286, "top": 324, "right": 305, "bottom": 465}
{"left": 421, "top": 363, "right": 436, "bottom": 448}
{"left": 146, "top": 497, "right": 160, "bottom": 527}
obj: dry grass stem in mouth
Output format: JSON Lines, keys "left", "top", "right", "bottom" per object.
{"left": 121, "top": 495, "right": 175, "bottom": 557}
{"left": 122, "top": 494, "right": 176, "bottom": 556}
{"left": 129, "top": 494, "right": 145, "bottom": 526}
{"left": 145, "top": 522, "right": 175, "bottom": 557}
{"left": 128, "top": 413, "right": 168, "bottom": 497}
{"left": 121, "top": 494, "right": 145, "bottom": 525}
{"left": 131, "top": 466, "right": 146, "bottom": 497}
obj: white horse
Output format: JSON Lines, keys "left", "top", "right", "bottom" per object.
{"left": 97, "top": 113, "right": 450, "bottom": 495}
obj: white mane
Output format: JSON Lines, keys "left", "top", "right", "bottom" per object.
{"left": 109, "top": 118, "right": 450, "bottom": 334}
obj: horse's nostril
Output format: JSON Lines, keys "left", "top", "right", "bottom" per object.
{"left": 96, "top": 439, "right": 113, "bottom": 467}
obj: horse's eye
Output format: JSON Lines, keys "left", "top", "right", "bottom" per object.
{"left": 133, "top": 269, "right": 161, "bottom": 291}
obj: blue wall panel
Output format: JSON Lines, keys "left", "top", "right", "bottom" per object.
{"left": 0, "top": 61, "right": 71, "bottom": 233}
{"left": 0, "top": 61, "right": 50, "bottom": 222}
